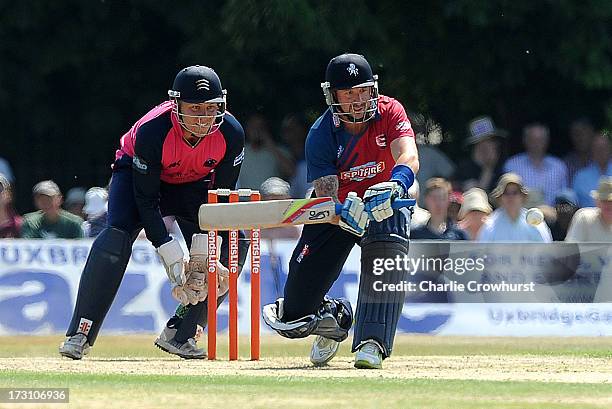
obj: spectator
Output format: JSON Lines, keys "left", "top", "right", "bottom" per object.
{"left": 415, "top": 144, "right": 455, "bottom": 191}
{"left": 21, "top": 180, "right": 84, "bottom": 239}
{"left": 0, "top": 157, "right": 14, "bottom": 184}
{"left": 82, "top": 187, "right": 108, "bottom": 238}
{"left": 453, "top": 116, "right": 506, "bottom": 193}
{"left": 0, "top": 174, "right": 21, "bottom": 238}
{"left": 524, "top": 188, "right": 556, "bottom": 228}
{"left": 448, "top": 190, "right": 463, "bottom": 224}
{"left": 281, "top": 113, "right": 312, "bottom": 198}
{"left": 457, "top": 188, "right": 492, "bottom": 240}
{"left": 410, "top": 112, "right": 455, "bottom": 203}
{"left": 565, "top": 177, "right": 612, "bottom": 242}
{"left": 549, "top": 189, "right": 579, "bottom": 241}
{"left": 64, "top": 187, "right": 87, "bottom": 219}
{"left": 573, "top": 132, "right": 612, "bottom": 207}
{"left": 411, "top": 178, "right": 468, "bottom": 240}
{"left": 407, "top": 180, "right": 430, "bottom": 228}
{"left": 504, "top": 123, "right": 568, "bottom": 205}
{"left": 564, "top": 117, "right": 595, "bottom": 184}
{"left": 238, "top": 113, "right": 294, "bottom": 189}
{"left": 478, "top": 173, "right": 552, "bottom": 242}
{"left": 259, "top": 177, "right": 301, "bottom": 240}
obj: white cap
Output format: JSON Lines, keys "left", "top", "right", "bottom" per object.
{"left": 83, "top": 187, "right": 108, "bottom": 216}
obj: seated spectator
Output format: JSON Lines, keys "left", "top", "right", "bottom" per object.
{"left": 410, "top": 112, "right": 455, "bottom": 204}
{"left": 564, "top": 117, "right": 595, "bottom": 184}
{"left": 281, "top": 113, "right": 312, "bottom": 199}
{"left": 565, "top": 177, "right": 612, "bottom": 242}
{"left": 524, "top": 188, "right": 556, "bottom": 227}
{"left": 453, "top": 116, "right": 506, "bottom": 193}
{"left": 21, "top": 180, "right": 84, "bottom": 239}
{"left": 82, "top": 187, "right": 108, "bottom": 238}
{"left": 478, "top": 173, "right": 552, "bottom": 242}
{"left": 549, "top": 189, "right": 579, "bottom": 241}
{"left": 573, "top": 132, "right": 612, "bottom": 207}
{"left": 64, "top": 187, "right": 87, "bottom": 219}
{"left": 0, "top": 174, "right": 21, "bottom": 238}
{"left": 415, "top": 144, "right": 455, "bottom": 190}
{"left": 259, "top": 177, "right": 301, "bottom": 240}
{"left": 504, "top": 123, "right": 568, "bottom": 205}
{"left": 457, "top": 188, "right": 492, "bottom": 240}
{"left": 407, "top": 180, "right": 430, "bottom": 228}
{"left": 0, "top": 157, "right": 14, "bottom": 184}
{"left": 238, "top": 113, "right": 294, "bottom": 189}
{"left": 448, "top": 190, "right": 463, "bottom": 224}
{"left": 411, "top": 178, "right": 468, "bottom": 240}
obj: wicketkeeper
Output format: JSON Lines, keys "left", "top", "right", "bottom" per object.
{"left": 60, "top": 65, "right": 247, "bottom": 360}
{"left": 263, "top": 53, "right": 419, "bottom": 369}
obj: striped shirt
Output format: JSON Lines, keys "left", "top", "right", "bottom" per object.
{"left": 503, "top": 153, "right": 568, "bottom": 205}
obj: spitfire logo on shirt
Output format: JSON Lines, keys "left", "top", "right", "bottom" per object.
{"left": 347, "top": 63, "right": 359, "bottom": 76}
{"left": 340, "top": 161, "right": 386, "bottom": 182}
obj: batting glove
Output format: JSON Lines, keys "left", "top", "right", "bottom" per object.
{"left": 363, "top": 181, "right": 405, "bottom": 222}
{"left": 156, "top": 238, "right": 187, "bottom": 286}
{"left": 339, "top": 192, "right": 369, "bottom": 237}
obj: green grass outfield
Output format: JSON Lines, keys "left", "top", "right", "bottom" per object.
{"left": 0, "top": 335, "right": 611, "bottom": 409}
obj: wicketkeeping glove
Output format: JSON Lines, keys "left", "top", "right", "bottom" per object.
{"left": 171, "top": 234, "right": 231, "bottom": 306}
{"left": 339, "top": 192, "right": 369, "bottom": 237}
{"left": 156, "top": 238, "right": 187, "bottom": 286}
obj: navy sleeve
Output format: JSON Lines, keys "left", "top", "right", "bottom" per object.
{"left": 305, "top": 115, "right": 338, "bottom": 183}
{"left": 211, "top": 113, "right": 245, "bottom": 189}
{"left": 132, "top": 114, "right": 173, "bottom": 248}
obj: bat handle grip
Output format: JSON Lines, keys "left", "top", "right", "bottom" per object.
{"left": 334, "top": 198, "right": 416, "bottom": 215}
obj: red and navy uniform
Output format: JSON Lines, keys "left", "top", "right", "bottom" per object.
{"left": 111, "top": 101, "right": 244, "bottom": 247}
{"left": 306, "top": 95, "right": 414, "bottom": 201}
{"left": 282, "top": 96, "right": 415, "bottom": 321}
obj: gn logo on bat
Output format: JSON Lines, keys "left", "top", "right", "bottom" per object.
{"left": 308, "top": 210, "right": 330, "bottom": 220}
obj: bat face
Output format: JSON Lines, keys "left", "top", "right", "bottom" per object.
{"left": 199, "top": 197, "right": 337, "bottom": 230}
{"left": 279, "top": 197, "right": 334, "bottom": 224}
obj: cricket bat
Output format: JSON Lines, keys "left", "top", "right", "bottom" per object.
{"left": 198, "top": 197, "right": 415, "bottom": 230}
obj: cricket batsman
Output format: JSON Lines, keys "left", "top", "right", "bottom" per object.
{"left": 59, "top": 65, "right": 248, "bottom": 360}
{"left": 263, "top": 53, "right": 419, "bottom": 369}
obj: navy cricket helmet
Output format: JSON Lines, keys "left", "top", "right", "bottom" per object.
{"left": 321, "top": 53, "right": 379, "bottom": 123}
{"left": 168, "top": 65, "right": 227, "bottom": 136}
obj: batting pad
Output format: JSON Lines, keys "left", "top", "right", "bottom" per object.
{"left": 352, "top": 240, "right": 410, "bottom": 358}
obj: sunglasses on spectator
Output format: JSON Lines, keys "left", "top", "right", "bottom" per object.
{"left": 502, "top": 189, "right": 522, "bottom": 196}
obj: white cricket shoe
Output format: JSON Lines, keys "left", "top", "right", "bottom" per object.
{"left": 354, "top": 340, "right": 383, "bottom": 369}
{"left": 310, "top": 335, "right": 340, "bottom": 366}
{"left": 59, "top": 333, "right": 91, "bottom": 360}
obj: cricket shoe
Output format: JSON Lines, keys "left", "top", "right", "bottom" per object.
{"left": 154, "top": 325, "right": 206, "bottom": 359}
{"left": 354, "top": 340, "right": 383, "bottom": 369}
{"left": 310, "top": 335, "right": 340, "bottom": 366}
{"left": 59, "top": 333, "right": 91, "bottom": 360}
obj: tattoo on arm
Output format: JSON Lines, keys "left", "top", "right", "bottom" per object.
{"left": 313, "top": 175, "right": 340, "bottom": 203}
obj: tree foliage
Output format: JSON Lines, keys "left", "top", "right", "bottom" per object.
{"left": 0, "top": 0, "right": 610, "bottom": 210}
